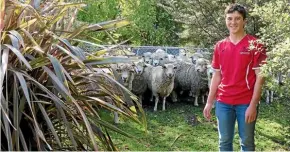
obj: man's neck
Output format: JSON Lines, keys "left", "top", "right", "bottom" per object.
{"left": 229, "top": 32, "right": 247, "bottom": 44}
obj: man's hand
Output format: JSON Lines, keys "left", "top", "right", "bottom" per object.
{"left": 245, "top": 104, "right": 257, "bottom": 123}
{"left": 203, "top": 103, "right": 213, "bottom": 121}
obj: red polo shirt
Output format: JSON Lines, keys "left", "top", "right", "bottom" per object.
{"left": 212, "top": 34, "right": 267, "bottom": 105}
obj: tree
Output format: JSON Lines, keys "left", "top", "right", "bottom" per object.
{"left": 77, "top": 0, "right": 182, "bottom": 46}
{"left": 251, "top": 0, "right": 290, "bottom": 100}
{"left": 158, "top": 0, "right": 271, "bottom": 47}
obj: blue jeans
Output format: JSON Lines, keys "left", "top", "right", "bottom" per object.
{"left": 215, "top": 101, "right": 259, "bottom": 151}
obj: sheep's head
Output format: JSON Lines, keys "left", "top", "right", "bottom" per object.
{"left": 117, "top": 63, "right": 134, "bottom": 85}
{"left": 153, "top": 52, "right": 168, "bottom": 66}
{"left": 179, "top": 48, "right": 186, "bottom": 54}
{"left": 152, "top": 54, "right": 161, "bottom": 66}
{"left": 144, "top": 57, "right": 152, "bottom": 64}
{"left": 167, "top": 54, "right": 176, "bottom": 63}
{"left": 143, "top": 52, "right": 152, "bottom": 64}
{"left": 190, "top": 53, "right": 204, "bottom": 64}
{"left": 162, "top": 64, "right": 177, "bottom": 78}
{"left": 155, "top": 49, "right": 165, "bottom": 54}
{"left": 177, "top": 52, "right": 189, "bottom": 62}
{"left": 195, "top": 58, "right": 208, "bottom": 73}
{"left": 180, "top": 52, "right": 186, "bottom": 56}
{"left": 133, "top": 61, "right": 146, "bottom": 75}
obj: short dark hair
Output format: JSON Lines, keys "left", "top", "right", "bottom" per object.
{"left": 225, "top": 3, "right": 247, "bottom": 19}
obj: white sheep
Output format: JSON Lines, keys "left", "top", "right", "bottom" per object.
{"left": 155, "top": 48, "right": 166, "bottom": 54}
{"left": 151, "top": 64, "right": 177, "bottom": 111}
{"left": 190, "top": 52, "right": 204, "bottom": 64}
{"left": 142, "top": 52, "right": 153, "bottom": 64}
{"left": 116, "top": 63, "right": 135, "bottom": 91}
{"left": 142, "top": 63, "right": 155, "bottom": 102}
{"left": 167, "top": 54, "right": 176, "bottom": 63}
{"left": 151, "top": 49, "right": 168, "bottom": 66}
{"left": 176, "top": 52, "right": 191, "bottom": 63}
{"left": 179, "top": 48, "right": 186, "bottom": 54}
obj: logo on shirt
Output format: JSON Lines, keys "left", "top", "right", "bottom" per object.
{"left": 240, "top": 47, "right": 250, "bottom": 55}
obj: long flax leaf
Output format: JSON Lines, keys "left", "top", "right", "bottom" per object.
{"left": 8, "top": 34, "right": 20, "bottom": 49}
{"left": 9, "top": 30, "right": 25, "bottom": 49}
{"left": 0, "top": 48, "right": 9, "bottom": 92}
{"left": 42, "top": 66, "right": 99, "bottom": 150}
{"left": 19, "top": 128, "right": 28, "bottom": 151}
{"left": 90, "top": 116, "right": 135, "bottom": 139}
{"left": 1, "top": 95, "right": 13, "bottom": 151}
{"left": 56, "top": 37, "right": 86, "bottom": 61}
{"left": 3, "top": 44, "right": 32, "bottom": 69}
{"left": 20, "top": 29, "right": 44, "bottom": 54}
{"left": 54, "top": 44, "right": 84, "bottom": 66}
{"left": 13, "top": 75, "right": 20, "bottom": 150}
{"left": 37, "top": 102, "right": 62, "bottom": 147}
{"left": 47, "top": 55, "right": 67, "bottom": 87}
{"left": 14, "top": 72, "right": 50, "bottom": 148}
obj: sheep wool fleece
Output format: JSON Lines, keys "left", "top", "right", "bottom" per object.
{"left": 151, "top": 66, "right": 175, "bottom": 97}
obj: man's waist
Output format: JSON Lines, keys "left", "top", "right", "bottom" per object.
{"left": 216, "top": 89, "right": 253, "bottom": 105}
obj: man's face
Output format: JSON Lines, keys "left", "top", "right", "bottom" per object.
{"left": 226, "top": 11, "right": 246, "bottom": 34}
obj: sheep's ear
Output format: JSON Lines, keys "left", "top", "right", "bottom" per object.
{"left": 162, "top": 65, "right": 166, "bottom": 69}
{"left": 143, "top": 64, "right": 148, "bottom": 67}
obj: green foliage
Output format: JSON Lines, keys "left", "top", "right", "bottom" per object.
{"left": 77, "top": 0, "right": 182, "bottom": 46}
{"left": 77, "top": 0, "right": 120, "bottom": 23}
{"left": 120, "top": 0, "right": 182, "bottom": 45}
{"left": 0, "top": 0, "right": 145, "bottom": 151}
{"left": 251, "top": 0, "right": 290, "bottom": 98}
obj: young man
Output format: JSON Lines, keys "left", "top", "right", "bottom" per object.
{"left": 203, "top": 3, "right": 267, "bottom": 151}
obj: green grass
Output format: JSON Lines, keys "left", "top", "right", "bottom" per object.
{"left": 102, "top": 101, "right": 290, "bottom": 151}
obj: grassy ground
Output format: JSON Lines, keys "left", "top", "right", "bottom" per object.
{"left": 102, "top": 100, "right": 290, "bottom": 151}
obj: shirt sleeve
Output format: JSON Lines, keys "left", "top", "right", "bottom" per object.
{"left": 252, "top": 41, "right": 267, "bottom": 70}
{"left": 212, "top": 42, "right": 220, "bottom": 71}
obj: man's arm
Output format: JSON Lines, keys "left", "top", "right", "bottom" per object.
{"left": 249, "top": 69, "right": 265, "bottom": 107}
{"left": 203, "top": 70, "right": 221, "bottom": 120}
{"left": 206, "top": 70, "right": 221, "bottom": 105}
{"left": 245, "top": 69, "right": 265, "bottom": 123}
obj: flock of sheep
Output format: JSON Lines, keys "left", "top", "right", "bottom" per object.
{"left": 90, "top": 47, "right": 285, "bottom": 115}
{"left": 110, "top": 49, "right": 214, "bottom": 111}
